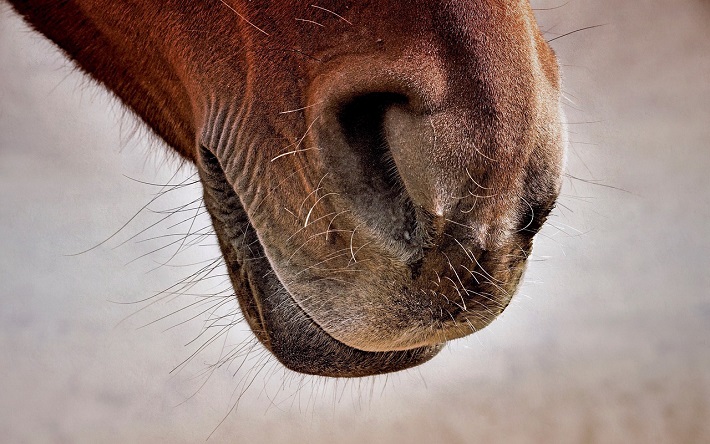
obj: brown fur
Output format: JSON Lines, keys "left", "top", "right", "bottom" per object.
{"left": 8, "top": 0, "right": 566, "bottom": 377}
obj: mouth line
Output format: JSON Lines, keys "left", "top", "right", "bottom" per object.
{"left": 198, "top": 146, "right": 444, "bottom": 377}
{"left": 217, "top": 217, "right": 445, "bottom": 377}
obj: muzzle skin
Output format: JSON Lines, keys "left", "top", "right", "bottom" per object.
{"left": 8, "top": 0, "right": 566, "bottom": 376}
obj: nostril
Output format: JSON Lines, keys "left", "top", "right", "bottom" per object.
{"left": 320, "top": 92, "right": 422, "bottom": 253}
{"left": 410, "top": 257, "right": 425, "bottom": 280}
{"left": 337, "top": 92, "right": 409, "bottom": 196}
{"left": 517, "top": 197, "right": 556, "bottom": 235}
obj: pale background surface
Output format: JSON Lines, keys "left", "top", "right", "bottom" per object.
{"left": 1, "top": 1, "right": 708, "bottom": 443}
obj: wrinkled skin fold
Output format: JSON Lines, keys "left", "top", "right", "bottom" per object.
{"left": 9, "top": 0, "right": 566, "bottom": 376}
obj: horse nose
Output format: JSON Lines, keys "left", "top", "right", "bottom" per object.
{"left": 337, "top": 92, "right": 457, "bottom": 213}
{"left": 311, "top": 63, "right": 462, "bottom": 246}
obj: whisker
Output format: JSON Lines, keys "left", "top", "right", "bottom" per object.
{"left": 310, "top": 4, "right": 353, "bottom": 25}
{"left": 295, "top": 17, "right": 324, "bottom": 27}
{"left": 216, "top": 0, "right": 270, "bottom": 36}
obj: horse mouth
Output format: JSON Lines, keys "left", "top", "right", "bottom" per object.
{"left": 198, "top": 145, "right": 444, "bottom": 377}
{"left": 193, "top": 82, "right": 554, "bottom": 376}
{"left": 221, "top": 228, "right": 444, "bottom": 378}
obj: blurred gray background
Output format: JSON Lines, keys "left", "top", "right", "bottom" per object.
{"left": 1, "top": 1, "right": 708, "bottom": 443}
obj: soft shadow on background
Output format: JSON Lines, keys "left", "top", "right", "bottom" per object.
{"left": 1, "top": 1, "right": 708, "bottom": 442}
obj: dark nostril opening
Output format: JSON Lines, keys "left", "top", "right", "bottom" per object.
{"left": 324, "top": 92, "right": 421, "bottom": 253}
{"left": 337, "top": 92, "right": 408, "bottom": 196}
{"left": 410, "top": 257, "right": 425, "bottom": 280}
{"left": 517, "top": 197, "right": 556, "bottom": 235}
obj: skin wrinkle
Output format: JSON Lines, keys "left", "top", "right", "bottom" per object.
{"left": 9, "top": 0, "right": 566, "bottom": 377}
